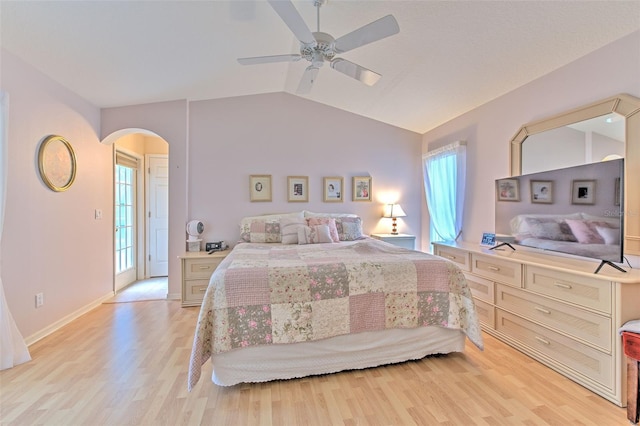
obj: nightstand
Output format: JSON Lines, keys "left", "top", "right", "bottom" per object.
{"left": 371, "top": 233, "right": 416, "bottom": 250}
{"left": 179, "top": 251, "right": 228, "bottom": 307}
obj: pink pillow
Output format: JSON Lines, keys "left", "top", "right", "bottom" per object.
{"left": 306, "top": 217, "right": 340, "bottom": 242}
{"left": 297, "top": 225, "right": 333, "bottom": 244}
{"left": 565, "top": 219, "right": 604, "bottom": 244}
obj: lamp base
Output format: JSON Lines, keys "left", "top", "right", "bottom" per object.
{"left": 391, "top": 218, "right": 398, "bottom": 235}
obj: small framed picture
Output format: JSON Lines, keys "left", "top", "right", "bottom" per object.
{"left": 614, "top": 177, "right": 621, "bottom": 206}
{"left": 287, "top": 176, "right": 308, "bottom": 202}
{"left": 250, "top": 175, "right": 272, "bottom": 202}
{"left": 480, "top": 232, "right": 496, "bottom": 247}
{"left": 323, "top": 177, "right": 343, "bottom": 202}
{"left": 352, "top": 176, "right": 372, "bottom": 202}
{"left": 571, "top": 179, "right": 596, "bottom": 205}
{"left": 530, "top": 180, "right": 553, "bottom": 204}
{"left": 496, "top": 178, "right": 520, "bottom": 202}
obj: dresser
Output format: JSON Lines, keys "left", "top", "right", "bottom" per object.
{"left": 433, "top": 241, "right": 640, "bottom": 407}
{"left": 371, "top": 233, "right": 416, "bottom": 250}
{"left": 179, "top": 251, "right": 228, "bottom": 307}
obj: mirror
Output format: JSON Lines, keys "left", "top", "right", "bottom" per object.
{"left": 521, "top": 113, "right": 624, "bottom": 174}
{"left": 510, "top": 93, "right": 640, "bottom": 256}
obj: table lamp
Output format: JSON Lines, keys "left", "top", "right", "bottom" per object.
{"left": 382, "top": 204, "right": 406, "bottom": 235}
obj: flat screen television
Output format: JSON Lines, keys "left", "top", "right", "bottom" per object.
{"left": 494, "top": 158, "right": 624, "bottom": 272}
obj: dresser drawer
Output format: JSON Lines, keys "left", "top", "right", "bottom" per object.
{"left": 463, "top": 272, "right": 494, "bottom": 303}
{"left": 524, "top": 265, "right": 612, "bottom": 314}
{"left": 473, "top": 297, "right": 495, "bottom": 328}
{"left": 184, "top": 258, "right": 223, "bottom": 279}
{"left": 496, "top": 284, "right": 611, "bottom": 351}
{"left": 435, "top": 246, "right": 470, "bottom": 271}
{"left": 184, "top": 279, "right": 210, "bottom": 303}
{"left": 496, "top": 310, "right": 613, "bottom": 389}
{"left": 471, "top": 254, "right": 522, "bottom": 287}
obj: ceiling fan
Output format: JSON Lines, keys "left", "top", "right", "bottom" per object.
{"left": 238, "top": 0, "right": 400, "bottom": 94}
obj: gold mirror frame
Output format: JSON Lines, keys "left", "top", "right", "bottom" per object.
{"left": 38, "top": 135, "right": 77, "bottom": 192}
{"left": 510, "top": 93, "right": 640, "bottom": 255}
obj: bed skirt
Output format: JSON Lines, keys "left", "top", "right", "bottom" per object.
{"left": 211, "top": 326, "right": 465, "bottom": 386}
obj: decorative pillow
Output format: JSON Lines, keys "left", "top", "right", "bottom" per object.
{"left": 297, "top": 225, "right": 333, "bottom": 245}
{"left": 335, "top": 216, "right": 364, "bottom": 241}
{"left": 239, "top": 211, "right": 304, "bottom": 242}
{"left": 248, "top": 220, "right": 281, "bottom": 243}
{"left": 596, "top": 226, "right": 620, "bottom": 245}
{"left": 280, "top": 217, "right": 307, "bottom": 245}
{"left": 524, "top": 218, "right": 576, "bottom": 242}
{"left": 565, "top": 219, "right": 605, "bottom": 244}
{"left": 306, "top": 217, "right": 340, "bottom": 242}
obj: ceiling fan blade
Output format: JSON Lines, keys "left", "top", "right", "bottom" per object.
{"left": 238, "top": 54, "right": 302, "bottom": 65}
{"left": 334, "top": 15, "right": 399, "bottom": 54}
{"left": 330, "top": 58, "right": 381, "bottom": 86}
{"left": 267, "top": 0, "right": 316, "bottom": 45}
{"left": 296, "top": 66, "right": 320, "bottom": 94}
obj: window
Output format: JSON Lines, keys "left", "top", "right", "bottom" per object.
{"left": 422, "top": 141, "right": 466, "bottom": 248}
{"left": 115, "top": 161, "right": 136, "bottom": 275}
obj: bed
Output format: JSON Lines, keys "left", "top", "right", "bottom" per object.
{"left": 188, "top": 212, "right": 483, "bottom": 389}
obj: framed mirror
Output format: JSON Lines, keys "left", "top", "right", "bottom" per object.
{"left": 38, "top": 135, "right": 77, "bottom": 192}
{"left": 509, "top": 93, "right": 640, "bottom": 255}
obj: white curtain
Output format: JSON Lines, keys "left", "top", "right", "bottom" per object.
{"left": 423, "top": 141, "right": 467, "bottom": 244}
{"left": 0, "top": 91, "right": 31, "bottom": 370}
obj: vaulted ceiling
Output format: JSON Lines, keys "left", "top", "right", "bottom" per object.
{"left": 1, "top": 1, "right": 638, "bottom": 134}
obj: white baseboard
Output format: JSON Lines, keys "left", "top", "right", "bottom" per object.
{"left": 25, "top": 291, "right": 115, "bottom": 347}
{"left": 167, "top": 292, "right": 181, "bottom": 300}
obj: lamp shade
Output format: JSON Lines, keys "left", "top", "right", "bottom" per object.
{"left": 382, "top": 204, "right": 406, "bottom": 218}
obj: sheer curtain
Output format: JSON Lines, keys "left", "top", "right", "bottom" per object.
{"left": 422, "top": 141, "right": 467, "bottom": 246}
{"left": 0, "top": 91, "right": 31, "bottom": 370}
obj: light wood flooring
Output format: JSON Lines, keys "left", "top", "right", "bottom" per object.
{"left": 0, "top": 299, "right": 629, "bottom": 425}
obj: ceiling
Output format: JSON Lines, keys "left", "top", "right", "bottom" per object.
{"left": 1, "top": 1, "right": 639, "bottom": 134}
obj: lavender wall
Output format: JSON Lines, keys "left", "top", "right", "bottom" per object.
{"left": 188, "top": 93, "right": 423, "bottom": 247}
{"left": 1, "top": 50, "right": 113, "bottom": 340}
{"left": 421, "top": 31, "right": 640, "bottom": 266}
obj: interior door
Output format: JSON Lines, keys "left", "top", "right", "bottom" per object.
{"left": 147, "top": 155, "right": 169, "bottom": 277}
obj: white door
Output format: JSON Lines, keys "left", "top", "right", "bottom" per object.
{"left": 147, "top": 155, "right": 169, "bottom": 277}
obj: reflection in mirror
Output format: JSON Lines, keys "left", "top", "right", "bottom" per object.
{"left": 496, "top": 159, "right": 624, "bottom": 263}
{"left": 522, "top": 113, "right": 625, "bottom": 174}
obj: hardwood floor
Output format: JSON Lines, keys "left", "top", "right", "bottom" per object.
{"left": 0, "top": 300, "right": 629, "bottom": 425}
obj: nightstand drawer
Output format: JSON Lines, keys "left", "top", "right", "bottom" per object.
{"left": 184, "top": 280, "right": 210, "bottom": 303}
{"left": 471, "top": 254, "right": 522, "bottom": 287}
{"left": 496, "top": 283, "right": 611, "bottom": 351}
{"left": 436, "top": 246, "right": 470, "bottom": 271}
{"left": 184, "top": 258, "right": 223, "bottom": 279}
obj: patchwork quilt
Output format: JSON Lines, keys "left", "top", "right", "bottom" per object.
{"left": 188, "top": 238, "right": 483, "bottom": 390}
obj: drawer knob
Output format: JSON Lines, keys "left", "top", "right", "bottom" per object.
{"left": 554, "top": 281, "right": 572, "bottom": 289}
{"left": 534, "top": 306, "right": 551, "bottom": 315}
{"left": 535, "top": 336, "right": 550, "bottom": 345}
{"left": 445, "top": 255, "right": 455, "bottom": 260}
{"left": 198, "top": 288, "right": 207, "bottom": 293}
{"left": 488, "top": 266, "right": 500, "bottom": 271}
{"left": 199, "top": 266, "right": 211, "bottom": 270}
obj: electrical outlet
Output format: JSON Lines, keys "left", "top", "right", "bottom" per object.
{"left": 35, "top": 293, "right": 44, "bottom": 308}
{"left": 94, "top": 209, "right": 103, "bottom": 220}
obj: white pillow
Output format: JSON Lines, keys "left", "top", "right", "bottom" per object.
{"left": 596, "top": 226, "right": 620, "bottom": 245}
{"left": 280, "top": 217, "right": 306, "bottom": 244}
{"left": 298, "top": 225, "right": 333, "bottom": 244}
